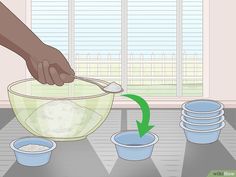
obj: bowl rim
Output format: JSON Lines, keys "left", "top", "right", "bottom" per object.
{"left": 8, "top": 77, "right": 111, "bottom": 100}
{"left": 181, "top": 115, "right": 225, "bottom": 126}
{"left": 182, "top": 99, "right": 224, "bottom": 114}
{"left": 182, "top": 110, "right": 224, "bottom": 120}
{"left": 111, "top": 130, "right": 159, "bottom": 148}
{"left": 10, "top": 137, "right": 56, "bottom": 154}
{"left": 180, "top": 121, "right": 225, "bottom": 133}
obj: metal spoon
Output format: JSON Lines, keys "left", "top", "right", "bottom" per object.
{"left": 74, "top": 76, "right": 124, "bottom": 93}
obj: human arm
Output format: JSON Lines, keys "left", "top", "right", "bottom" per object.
{"left": 0, "top": 2, "right": 74, "bottom": 86}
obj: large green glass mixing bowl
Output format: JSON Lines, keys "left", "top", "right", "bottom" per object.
{"left": 8, "top": 77, "right": 114, "bottom": 141}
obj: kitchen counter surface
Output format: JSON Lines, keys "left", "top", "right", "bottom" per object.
{"left": 0, "top": 109, "right": 235, "bottom": 177}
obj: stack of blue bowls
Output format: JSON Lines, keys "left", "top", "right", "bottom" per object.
{"left": 180, "top": 99, "right": 225, "bottom": 144}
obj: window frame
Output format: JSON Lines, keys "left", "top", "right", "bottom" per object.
{"left": 25, "top": 0, "right": 210, "bottom": 108}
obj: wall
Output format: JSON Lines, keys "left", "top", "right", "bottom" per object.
{"left": 1, "top": 0, "right": 236, "bottom": 107}
{"left": 0, "top": 1, "right": 27, "bottom": 102}
{"left": 209, "top": 0, "right": 236, "bottom": 101}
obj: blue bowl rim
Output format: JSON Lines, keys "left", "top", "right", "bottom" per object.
{"left": 111, "top": 130, "right": 159, "bottom": 148}
{"left": 181, "top": 115, "right": 225, "bottom": 126}
{"left": 180, "top": 121, "right": 225, "bottom": 133}
{"left": 10, "top": 137, "right": 56, "bottom": 154}
{"left": 182, "top": 110, "right": 224, "bottom": 120}
{"left": 182, "top": 99, "right": 224, "bottom": 114}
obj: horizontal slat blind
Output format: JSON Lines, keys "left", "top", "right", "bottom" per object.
{"left": 31, "top": 0, "right": 203, "bottom": 97}
{"left": 74, "top": 0, "right": 122, "bottom": 83}
{"left": 182, "top": 0, "right": 203, "bottom": 96}
{"left": 128, "top": 0, "right": 177, "bottom": 96}
{"left": 32, "top": 0, "right": 69, "bottom": 56}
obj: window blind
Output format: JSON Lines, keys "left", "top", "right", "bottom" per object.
{"left": 32, "top": 0, "right": 69, "bottom": 56}
{"left": 31, "top": 0, "right": 203, "bottom": 97}
{"left": 75, "top": 0, "right": 122, "bottom": 84}
{"left": 182, "top": 0, "right": 203, "bottom": 96}
{"left": 128, "top": 0, "right": 177, "bottom": 96}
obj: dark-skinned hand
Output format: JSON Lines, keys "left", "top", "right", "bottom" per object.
{"left": 26, "top": 44, "right": 75, "bottom": 86}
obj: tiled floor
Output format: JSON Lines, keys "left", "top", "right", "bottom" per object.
{"left": 88, "top": 110, "right": 121, "bottom": 173}
{"left": 127, "top": 110, "right": 186, "bottom": 177}
{"left": 0, "top": 119, "right": 30, "bottom": 177}
{"left": 220, "top": 121, "right": 236, "bottom": 159}
{"left": 0, "top": 109, "right": 235, "bottom": 177}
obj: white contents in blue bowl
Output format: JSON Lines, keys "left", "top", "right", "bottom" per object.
{"left": 10, "top": 137, "right": 56, "bottom": 167}
{"left": 19, "top": 144, "right": 49, "bottom": 152}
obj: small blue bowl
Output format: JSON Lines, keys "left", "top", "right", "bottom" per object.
{"left": 182, "top": 99, "right": 223, "bottom": 118}
{"left": 181, "top": 115, "right": 224, "bottom": 131}
{"left": 10, "top": 137, "right": 56, "bottom": 167}
{"left": 111, "top": 131, "right": 158, "bottom": 161}
{"left": 180, "top": 121, "right": 225, "bottom": 144}
{"left": 182, "top": 110, "right": 224, "bottom": 124}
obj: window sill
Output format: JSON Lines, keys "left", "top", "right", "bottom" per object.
{"left": 1, "top": 99, "right": 236, "bottom": 109}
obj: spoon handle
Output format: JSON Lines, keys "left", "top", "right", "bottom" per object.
{"left": 74, "top": 76, "right": 123, "bottom": 93}
{"left": 74, "top": 76, "right": 106, "bottom": 90}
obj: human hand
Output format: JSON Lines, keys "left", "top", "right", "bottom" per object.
{"left": 25, "top": 44, "right": 75, "bottom": 86}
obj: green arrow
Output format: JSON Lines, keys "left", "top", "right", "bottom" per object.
{"left": 122, "top": 94, "right": 154, "bottom": 137}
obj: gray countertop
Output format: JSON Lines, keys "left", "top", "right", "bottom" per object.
{"left": 0, "top": 109, "right": 235, "bottom": 177}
